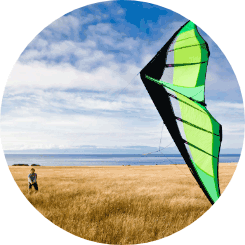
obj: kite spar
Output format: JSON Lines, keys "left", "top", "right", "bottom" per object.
{"left": 140, "top": 21, "right": 222, "bottom": 204}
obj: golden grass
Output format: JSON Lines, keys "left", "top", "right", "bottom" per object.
{"left": 9, "top": 163, "right": 237, "bottom": 244}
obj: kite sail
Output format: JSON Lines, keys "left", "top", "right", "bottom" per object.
{"left": 140, "top": 21, "right": 222, "bottom": 204}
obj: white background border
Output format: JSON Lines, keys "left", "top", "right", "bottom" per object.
{"left": 0, "top": 1, "right": 244, "bottom": 244}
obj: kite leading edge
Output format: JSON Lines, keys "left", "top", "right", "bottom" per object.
{"left": 140, "top": 21, "right": 222, "bottom": 204}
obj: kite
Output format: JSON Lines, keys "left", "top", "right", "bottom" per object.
{"left": 140, "top": 21, "right": 222, "bottom": 204}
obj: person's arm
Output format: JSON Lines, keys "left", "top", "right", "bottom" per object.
{"left": 28, "top": 174, "right": 32, "bottom": 184}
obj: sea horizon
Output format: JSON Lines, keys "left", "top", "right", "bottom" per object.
{"left": 4, "top": 153, "right": 241, "bottom": 167}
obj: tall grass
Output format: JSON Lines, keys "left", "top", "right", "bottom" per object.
{"left": 9, "top": 163, "right": 237, "bottom": 244}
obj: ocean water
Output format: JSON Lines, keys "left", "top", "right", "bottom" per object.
{"left": 4, "top": 154, "right": 241, "bottom": 167}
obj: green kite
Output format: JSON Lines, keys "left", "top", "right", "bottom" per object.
{"left": 140, "top": 21, "right": 222, "bottom": 204}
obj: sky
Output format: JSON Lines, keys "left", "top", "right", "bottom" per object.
{"left": 1, "top": 0, "right": 244, "bottom": 154}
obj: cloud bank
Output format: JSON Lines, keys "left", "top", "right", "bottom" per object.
{"left": 1, "top": 1, "right": 244, "bottom": 153}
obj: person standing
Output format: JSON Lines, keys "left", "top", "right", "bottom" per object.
{"left": 28, "top": 168, "right": 38, "bottom": 194}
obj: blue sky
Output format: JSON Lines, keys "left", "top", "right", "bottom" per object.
{"left": 1, "top": 0, "right": 244, "bottom": 154}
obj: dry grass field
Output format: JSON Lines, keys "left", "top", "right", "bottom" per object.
{"left": 9, "top": 163, "right": 237, "bottom": 244}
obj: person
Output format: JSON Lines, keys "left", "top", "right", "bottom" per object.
{"left": 28, "top": 168, "right": 38, "bottom": 194}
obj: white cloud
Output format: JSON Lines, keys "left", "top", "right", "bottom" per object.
{"left": 9, "top": 21, "right": 145, "bottom": 93}
{"left": 2, "top": 83, "right": 155, "bottom": 124}
{"left": 0, "top": 102, "right": 164, "bottom": 151}
{"left": 212, "top": 101, "right": 244, "bottom": 110}
{"left": 28, "top": 38, "right": 49, "bottom": 50}
{"left": 117, "top": 8, "right": 125, "bottom": 15}
{"left": 43, "top": 15, "right": 80, "bottom": 38}
{"left": 207, "top": 100, "right": 244, "bottom": 122}
{"left": 7, "top": 50, "right": 142, "bottom": 93}
{"left": 2, "top": 84, "right": 244, "bottom": 151}
{"left": 84, "top": 23, "right": 142, "bottom": 54}
{"left": 20, "top": 39, "right": 97, "bottom": 62}
{"left": 80, "top": 13, "right": 106, "bottom": 25}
